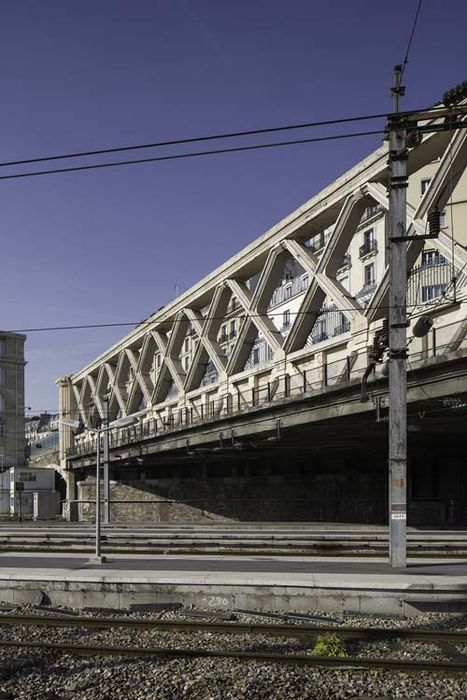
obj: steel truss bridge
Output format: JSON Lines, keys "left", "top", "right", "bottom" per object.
{"left": 58, "top": 108, "right": 467, "bottom": 469}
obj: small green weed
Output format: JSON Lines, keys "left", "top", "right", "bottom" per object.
{"left": 310, "top": 632, "right": 348, "bottom": 657}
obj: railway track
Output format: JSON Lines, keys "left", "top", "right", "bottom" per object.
{"left": 0, "top": 525, "right": 466, "bottom": 556}
{"left": 0, "top": 611, "right": 466, "bottom": 674}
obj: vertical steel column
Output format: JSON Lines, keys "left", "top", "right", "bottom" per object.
{"left": 102, "top": 398, "right": 110, "bottom": 524}
{"left": 94, "top": 426, "right": 104, "bottom": 561}
{"left": 388, "top": 65, "right": 408, "bottom": 568}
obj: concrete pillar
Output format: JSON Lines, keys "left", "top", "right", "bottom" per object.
{"left": 62, "top": 469, "right": 78, "bottom": 521}
{"left": 55, "top": 376, "right": 78, "bottom": 464}
{"left": 55, "top": 376, "right": 78, "bottom": 521}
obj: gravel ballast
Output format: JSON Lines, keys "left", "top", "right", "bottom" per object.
{"left": 0, "top": 606, "right": 466, "bottom": 699}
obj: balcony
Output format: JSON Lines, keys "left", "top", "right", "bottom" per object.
{"left": 338, "top": 254, "right": 351, "bottom": 269}
{"left": 360, "top": 203, "right": 384, "bottom": 224}
{"left": 407, "top": 261, "right": 456, "bottom": 307}
{"left": 359, "top": 239, "right": 377, "bottom": 259}
{"left": 354, "top": 284, "right": 377, "bottom": 307}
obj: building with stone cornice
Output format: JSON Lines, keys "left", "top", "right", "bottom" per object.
{"left": 0, "top": 332, "right": 26, "bottom": 469}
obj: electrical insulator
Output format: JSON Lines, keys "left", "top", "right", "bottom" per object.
{"left": 443, "top": 81, "right": 467, "bottom": 106}
{"left": 412, "top": 315, "right": 434, "bottom": 338}
{"left": 406, "top": 129, "right": 422, "bottom": 148}
{"left": 428, "top": 210, "right": 440, "bottom": 237}
{"left": 381, "top": 318, "right": 389, "bottom": 346}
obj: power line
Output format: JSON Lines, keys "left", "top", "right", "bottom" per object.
{"left": 0, "top": 120, "right": 463, "bottom": 183}
{"left": 0, "top": 129, "right": 385, "bottom": 182}
{"left": 9, "top": 299, "right": 465, "bottom": 334}
{"left": 400, "top": 0, "right": 424, "bottom": 80}
{"left": 0, "top": 107, "right": 433, "bottom": 170}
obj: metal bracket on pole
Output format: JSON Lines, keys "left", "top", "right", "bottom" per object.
{"left": 389, "top": 234, "right": 439, "bottom": 241}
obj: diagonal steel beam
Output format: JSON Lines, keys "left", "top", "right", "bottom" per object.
{"left": 366, "top": 127, "right": 467, "bottom": 321}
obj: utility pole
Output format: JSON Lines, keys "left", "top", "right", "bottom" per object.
{"left": 388, "top": 65, "right": 408, "bottom": 568}
{"left": 102, "top": 397, "right": 110, "bottom": 524}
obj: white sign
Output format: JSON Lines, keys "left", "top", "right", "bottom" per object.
{"left": 391, "top": 513, "right": 407, "bottom": 520}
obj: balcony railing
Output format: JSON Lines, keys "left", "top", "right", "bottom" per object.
{"left": 359, "top": 239, "right": 377, "bottom": 258}
{"left": 338, "top": 254, "right": 351, "bottom": 269}
{"left": 354, "top": 283, "right": 377, "bottom": 307}
{"left": 407, "top": 261, "right": 458, "bottom": 307}
{"left": 360, "top": 203, "right": 384, "bottom": 224}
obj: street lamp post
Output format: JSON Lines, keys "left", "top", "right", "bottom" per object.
{"left": 61, "top": 414, "right": 137, "bottom": 564}
{"left": 94, "top": 424, "right": 103, "bottom": 562}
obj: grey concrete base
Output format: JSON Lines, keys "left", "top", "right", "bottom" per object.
{"left": 88, "top": 555, "right": 107, "bottom": 564}
{"left": 0, "top": 553, "right": 467, "bottom": 617}
{"left": 1, "top": 576, "right": 467, "bottom": 617}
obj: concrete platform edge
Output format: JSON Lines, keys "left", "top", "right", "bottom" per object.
{"left": 1, "top": 577, "right": 467, "bottom": 617}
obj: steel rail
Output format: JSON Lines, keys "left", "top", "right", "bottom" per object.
{"left": 0, "top": 638, "right": 466, "bottom": 673}
{"left": 1, "top": 612, "right": 467, "bottom": 643}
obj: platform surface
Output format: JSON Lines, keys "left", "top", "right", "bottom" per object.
{"left": 0, "top": 552, "right": 467, "bottom": 590}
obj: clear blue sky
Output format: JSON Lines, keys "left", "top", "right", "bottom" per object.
{"left": 0, "top": 0, "right": 465, "bottom": 412}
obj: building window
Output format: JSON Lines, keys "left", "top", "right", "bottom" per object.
{"left": 284, "top": 285, "right": 292, "bottom": 300}
{"left": 253, "top": 348, "right": 260, "bottom": 364}
{"left": 183, "top": 356, "right": 190, "bottom": 371}
{"left": 0, "top": 367, "right": 5, "bottom": 386}
{"left": 155, "top": 354, "right": 161, "bottom": 369}
{"left": 359, "top": 229, "right": 376, "bottom": 258}
{"left": 422, "top": 249, "right": 446, "bottom": 267}
{"left": 0, "top": 340, "right": 5, "bottom": 357}
{"left": 421, "top": 178, "right": 431, "bottom": 195}
{"left": 364, "top": 263, "right": 375, "bottom": 287}
{"left": 422, "top": 284, "right": 447, "bottom": 302}
{"left": 184, "top": 338, "right": 190, "bottom": 353}
{"left": 230, "top": 320, "right": 236, "bottom": 338}
{"left": 364, "top": 229, "right": 374, "bottom": 247}
{"left": 282, "top": 310, "right": 291, "bottom": 329}
{"left": 440, "top": 210, "right": 447, "bottom": 228}
{"left": 308, "top": 231, "right": 327, "bottom": 251}
{"left": 301, "top": 274, "right": 309, "bottom": 290}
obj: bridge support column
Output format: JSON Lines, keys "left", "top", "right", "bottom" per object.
{"left": 60, "top": 470, "right": 77, "bottom": 521}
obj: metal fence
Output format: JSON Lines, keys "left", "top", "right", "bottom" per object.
{"left": 68, "top": 318, "right": 466, "bottom": 459}
{"left": 407, "top": 261, "right": 459, "bottom": 307}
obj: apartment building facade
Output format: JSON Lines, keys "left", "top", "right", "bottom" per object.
{"left": 0, "top": 332, "right": 26, "bottom": 469}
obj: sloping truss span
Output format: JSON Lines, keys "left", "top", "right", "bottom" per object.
{"left": 225, "top": 246, "right": 292, "bottom": 375}
{"left": 151, "top": 320, "right": 188, "bottom": 405}
{"left": 184, "top": 284, "right": 230, "bottom": 392}
{"left": 74, "top": 375, "right": 99, "bottom": 426}
{"left": 283, "top": 192, "right": 369, "bottom": 353}
{"left": 126, "top": 334, "right": 157, "bottom": 414}
{"left": 71, "top": 120, "right": 467, "bottom": 418}
{"left": 94, "top": 363, "right": 112, "bottom": 417}
{"left": 367, "top": 127, "right": 467, "bottom": 322}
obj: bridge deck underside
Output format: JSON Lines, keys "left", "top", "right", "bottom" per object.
{"left": 70, "top": 360, "right": 467, "bottom": 528}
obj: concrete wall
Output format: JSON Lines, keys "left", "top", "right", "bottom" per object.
{"left": 77, "top": 462, "right": 388, "bottom": 524}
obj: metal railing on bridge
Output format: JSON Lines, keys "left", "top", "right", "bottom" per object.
{"left": 67, "top": 318, "right": 466, "bottom": 459}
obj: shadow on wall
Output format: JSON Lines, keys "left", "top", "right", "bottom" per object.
{"left": 77, "top": 460, "right": 388, "bottom": 524}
